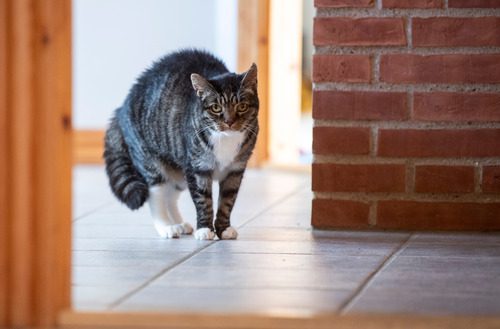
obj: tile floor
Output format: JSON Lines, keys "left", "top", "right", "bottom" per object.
{"left": 73, "top": 165, "right": 500, "bottom": 316}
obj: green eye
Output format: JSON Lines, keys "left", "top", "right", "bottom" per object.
{"left": 236, "top": 103, "right": 249, "bottom": 113}
{"left": 209, "top": 104, "right": 222, "bottom": 114}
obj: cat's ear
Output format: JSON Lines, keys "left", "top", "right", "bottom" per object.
{"left": 240, "top": 63, "right": 258, "bottom": 93}
{"left": 191, "top": 73, "right": 216, "bottom": 98}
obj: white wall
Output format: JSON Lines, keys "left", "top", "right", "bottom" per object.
{"left": 73, "top": 0, "right": 238, "bottom": 129}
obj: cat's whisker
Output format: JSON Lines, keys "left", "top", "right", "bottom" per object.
{"left": 195, "top": 125, "right": 213, "bottom": 140}
{"left": 243, "top": 124, "right": 258, "bottom": 137}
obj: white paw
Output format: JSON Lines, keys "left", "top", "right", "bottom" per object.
{"left": 180, "top": 222, "right": 193, "bottom": 235}
{"left": 154, "top": 220, "right": 183, "bottom": 239}
{"left": 220, "top": 226, "right": 238, "bottom": 240}
{"left": 194, "top": 228, "right": 215, "bottom": 240}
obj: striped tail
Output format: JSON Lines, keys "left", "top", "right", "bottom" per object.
{"left": 103, "top": 118, "right": 148, "bottom": 210}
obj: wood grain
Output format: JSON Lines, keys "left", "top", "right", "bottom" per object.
{"left": 32, "top": 0, "right": 72, "bottom": 325}
{"left": 0, "top": 0, "right": 72, "bottom": 326}
{"left": 238, "top": 0, "right": 269, "bottom": 167}
{"left": 0, "top": 0, "right": 8, "bottom": 324}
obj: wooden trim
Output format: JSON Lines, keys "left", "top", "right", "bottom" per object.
{"left": 0, "top": 0, "right": 72, "bottom": 327}
{"left": 0, "top": 0, "right": 8, "bottom": 324}
{"left": 59, "top": 311, "right": 500, "bottom": 329}
{"left": 238, "top": 0, "right": 270, "bottom": 166}
{"left": 73, "top": 129, "right": 105, "bottom": 164}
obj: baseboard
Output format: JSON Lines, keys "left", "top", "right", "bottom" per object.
{"left": 73, "top": 129, "right": 105, "bottom": 164}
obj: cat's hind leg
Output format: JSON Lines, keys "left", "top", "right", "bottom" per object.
{"left": 149, "top": 184, "right": 185, "bottom": 238}
{"left": 164, "top": 182, "right": 193, "bottom": 235}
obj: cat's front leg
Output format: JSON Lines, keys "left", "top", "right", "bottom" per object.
{"left": 215, "top": 169, "right": 245, "bottom": 240}
{"left": 185, "top": 169, "right": 215, "bottom": 240}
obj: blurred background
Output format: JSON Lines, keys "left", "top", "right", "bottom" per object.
{"left": 72, "top": 0, "right": 313, "bottom": 167}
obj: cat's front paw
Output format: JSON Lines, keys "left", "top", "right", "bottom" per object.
{"left": 220, "top": 226, "right": 238, "bottom": 240}
{"left": 194, "top": 228, "right": 215, "bottom": 240}
{"left": 154, "top": 220, "right": 183, "bottom": 239}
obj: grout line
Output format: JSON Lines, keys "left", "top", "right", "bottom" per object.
{"left": 475, "top": 162, "right": 482, "bottom": 193}
{"left": 338, "top": 233, "right": 414, "bottom": 314}
{"left": 107, "top": 241, "right": 217, "bottom": 310}
{"left": 406, "top": 160, "right": 416, "bottom": 193}
{"left": 368, "top": 201, "right": 377, "bottom": 226}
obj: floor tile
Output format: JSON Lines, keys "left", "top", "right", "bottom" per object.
{"left": 151, "top": 265, "right": 374, "bottom": 290}
{"left": 73, "top": 285, "right": 133, "bottom": 311}
{"left": 115, "top": 286, "right": 350, "bottom": 314}
{"left": 73, "top": 250, "right": 191, "bottom": 267}
{"left": 401, "top": 243, "right": 500, "bottom": 258}
{"left": 244, "top": 214, "right": 312, "bottom": 228}
{"left": 73, "top": 237, "right": 213, "bottom": 252}
{"left": 73, "top": 265, "right": 166, "bottom": 286}
{"left": 74, "top": 223, "right": 181, "bottom": 239}
{"left": 411, "top": 233, "right": 500, "bottom": 245}
{"left": 180, "top": 252, "right": 383, "bottom": 271}
{"left": 364, "top": 259, "right": 500, "bottom": 295}
{"left": 347, "top": 248, "right": 500, "bottom": 316}
{"left": 347, "top": 290, "right": 500, "bottom": 316}
{"left": 202, "top": 239, "right": 402, "bottom": 256}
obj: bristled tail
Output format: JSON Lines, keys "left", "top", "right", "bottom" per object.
{"left": 103, "top": 117, "right": 148, "bottom": 210}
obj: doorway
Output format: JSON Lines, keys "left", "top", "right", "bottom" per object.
{"left": 71, "top": 0, "right": 313, "bottom": 313}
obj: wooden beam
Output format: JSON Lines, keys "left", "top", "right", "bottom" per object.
{"left": 238, "top": 0, "right": 270, "bottom": 166}
{"left": 32, "top": 0, "right": 72, "bottom": 325}
{"left": 0, "top": 0, "right": 72, "bottom": 327}
{"left": 0, "top": 0, "right": 8, "bottom": 324}
{"left": 9, "top": 0, "right": 35, "bottom": 324}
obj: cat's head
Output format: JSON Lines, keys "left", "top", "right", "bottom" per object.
{"left": 190, "top": 64, "right": 258, "bottom": 133}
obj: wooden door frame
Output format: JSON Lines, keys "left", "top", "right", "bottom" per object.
{"left": 0, "top": 0, "right": 72, "bottom": 326}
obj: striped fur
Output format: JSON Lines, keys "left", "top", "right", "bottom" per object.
{"left": 103, "top": 49, "right": 259, "bottom": 239}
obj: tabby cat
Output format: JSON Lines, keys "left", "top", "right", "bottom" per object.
{"left": 104, "top": 49, "right": 259, "bottom": 240}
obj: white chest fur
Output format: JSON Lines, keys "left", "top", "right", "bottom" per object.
{"left": 210, "top": 131, "right": 244, "bottom": 169}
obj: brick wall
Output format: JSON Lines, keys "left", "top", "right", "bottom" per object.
{"left": 312, "top": 0, "right": 500, "bottom": 230}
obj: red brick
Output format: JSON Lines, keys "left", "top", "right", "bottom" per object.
{"left": 378, "top": 129, "right": 500, "bottom": 158}
{"left": 313, "top": 55, "right": 371, "bottom": 83}
{"left": 483, "top": 166, "right": 500, "bottom": 193}
{"left": 313, "top": 91, "right": 408, "bottom": 121}
{"left": 413, "top": 17, "right": 500, "bottom": 47}
{"left": 313, "top": 127, "right": 370, "bottom": 155}
{"left": 449, "top": 0, "right": 500, "bottom": 8}
{"left": 314, "top": 17, "right": 406, "bottom": 46}
{"left": 415, "top": 165, "right": 475, "bottom": 193}
{"left": 315, "top": 0, "right": 374, "bottom": 7}
{"left": 414, "top": 92, "right": 500, "bottom": 122}
{"left": 383, "top": 0, "right": 443, "bottom": 8}
{"left": 312, "top": 163, "right": 406, "bottom": 192}
{"left": 377, "top": 201, "right": 500, "bottom": 230}
{"left": 380, "top": 54, "right": 500, "bottom": 84}
{"left": 312, "top": 199, "right": 371, "bottom": 229}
